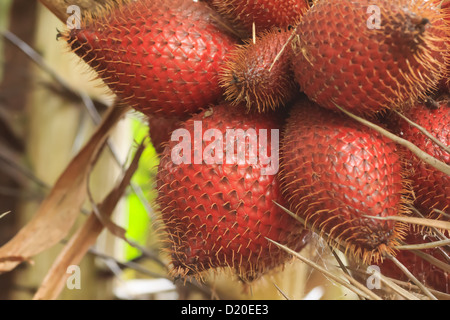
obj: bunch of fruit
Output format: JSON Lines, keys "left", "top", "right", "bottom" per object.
{"left": 60, "top": 0, "right": 449, "bottom": 295}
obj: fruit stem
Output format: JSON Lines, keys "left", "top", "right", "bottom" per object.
{"left": 387, "top": 255, "right": 438, "bottom": 300}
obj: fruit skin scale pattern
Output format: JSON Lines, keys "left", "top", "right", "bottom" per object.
{"left": 62, "top": 0, "right": 238, "bottom": 117}
{"left": 157, "top": 104, "right": 309, "bottom": 282}
{"left": 221, "top": 28, "right": 298, "bottom": 113}
{"left": 280, "top": 100, "right": 410, "bottom": 265}
{"left": 292, "top": 0, "right": 448, "bottom": 116}
{"left": 58, "top": 0, "right": 449, "bottom": 289}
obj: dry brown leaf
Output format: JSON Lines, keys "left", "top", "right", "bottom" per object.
{"left": 265, "top": 238, "right": 383, "bottom": 300}
{"left": 33, "top": 140, "right": 144, "bottom": 300}
{"left": 0, "top": 104, "right": 130, "bottom": 273}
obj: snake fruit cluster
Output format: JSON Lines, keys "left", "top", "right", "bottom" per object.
{"left": 61, "top": 0, "right": 450, "bottom": 289}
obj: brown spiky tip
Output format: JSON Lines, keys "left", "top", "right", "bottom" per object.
{"left": 160, "top": 198, "right": 309, "bottom": 283}
{"left": 220, "top": 28, "right": 297, "bottom": 113}
{"left": 291, "top": 0, "right": 450, "bottom": 116}
{"left": 147, "top": 114, "right": 187, "bottom": 155}
{"left": 333, "top": 214, "right": 409, "bottom": 265}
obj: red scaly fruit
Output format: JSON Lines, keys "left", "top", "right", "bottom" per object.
{"left": 207, "top": 0, "right": 310, "bottom": 38}
{"left": 396, "top": 99, "right": 449, "bottom": 219}
{"left": 157, "top": 104, "right": 309, "bottom": 282}
{"left": 60, "top": 0, "right": 238, "bottom": 117}
{"left": 292, "top": 0, "right": 449, "bottom": 116}
{"left": 280, "top": 99, "right": 410, "bottom": 264}
{"left": 435, "top": 0, "right": 450, "bottom": 92}
{"left": 433, "top": 0, "right": 450, "bottom": 26}
{"left": 377, "top": 226, "right": 449, "bottom": 294}
{"left": 220, "top": 28, "right": 297, "bottom": 113}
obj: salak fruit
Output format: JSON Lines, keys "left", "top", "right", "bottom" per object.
{"left": 148, "top": 115, "right": 185, "bottom": 155}
{"left": 156, "top": 104, "right": 309, "bottom": 282}
{"left": 60, "top": 0, "right": 238, "bottom": 117}
{"left": 291, "top": 0, "right": 449, "bottom": 116}
{"left": 280, "top": 99, "right": 410, "bottom": 264}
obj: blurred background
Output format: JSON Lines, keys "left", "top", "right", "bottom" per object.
{"left": 0, "top": 0, "right": 353, "bottom": 300}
